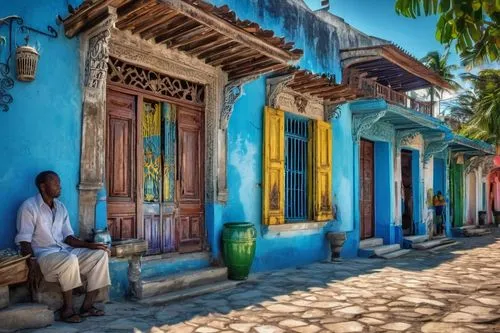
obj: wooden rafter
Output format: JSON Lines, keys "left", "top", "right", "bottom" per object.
{"left": 63, "top": 0, "right": 303, "bottom": 81}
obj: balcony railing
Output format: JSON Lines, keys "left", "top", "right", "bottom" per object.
{"left": 347, "top": 73, "right": 433, "bottom": 116}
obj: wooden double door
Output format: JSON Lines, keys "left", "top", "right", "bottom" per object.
{"left": 360, "top": 139, "right": 374, "bottom": 239}
{"left": 106, "top": 88, "right": 204, "bottom": 254}
{"left": 401, "top": 150, "right": 414, "bottom": 235}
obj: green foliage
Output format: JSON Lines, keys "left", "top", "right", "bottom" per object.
{"left": 451, "top": 70, "right": 500, "bottom": 145}
{"left": 420, "top": 50, "right": 461, "bottom": 109}
{"left": 395, "top": 0, "right": 500, "bottom": 67}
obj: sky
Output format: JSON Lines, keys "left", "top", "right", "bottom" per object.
{"left": 304, "top": 0, "right": 499, "bottom": 95}
{"left": 307, "top": 0, "right": 460, "bottom": 66}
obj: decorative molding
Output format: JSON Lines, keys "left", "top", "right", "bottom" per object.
{"left": 270, "top": 183, "right": 280, "bottom": 210}
{"left": 352, "top": 110, "right": 386, "bottom": 143}
{"left": 424, "top": 134, "right": 451, "bottom": 164}
{"left": 220, "top": 75, "right": 258, "bottom": 129}
{"left": 78, "top": 13, "right": 116, "bottom": 240}
{"left": 267, "top": 74, "right": 294, "bottom": 109}
{"left": 396, "top": 129, "right": 422, "bottom": 150}
{"left": 362, "top": 121, "right": 394, "bottom": 142}
{"left": 294, "top": 95, "right": 308, "bottom": 113}
{"left": 325, "top": 103, "right": 342, "bottom": 121}
{"left": 108, "top": 57, "right": 205, "bottom": 104}
{"left": 272, "top": 88, "right": 324, "bottom": 120}
{"left": 84, "top": 29, "right": 111, "bottom": 89}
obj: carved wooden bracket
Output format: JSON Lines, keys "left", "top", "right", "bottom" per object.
{"left": 324, "top": 103, "right": 343, "bottom": 121}
{"left": 267, "top": 74, "right": 295, "bottom": 109}
{"left": 424, "top": 133, "right": 451, "bottom": 165}
{"left": 352, "top": 110, "right": 386, "bottom": 143}
{"left": 220, "top": 75, "right": 258, "bottom": 129}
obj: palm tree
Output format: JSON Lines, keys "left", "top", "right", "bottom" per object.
{"left": 420, "top": 50, "right": 461, "bottom": 112}
{"left": 457, "top": 70, "right": 500, "bottom": 150}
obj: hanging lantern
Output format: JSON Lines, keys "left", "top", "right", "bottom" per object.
{"left": 456, "top": 153, "right": 464, "bottom": 165}
{"left": 16, "top": 44, "right": 39, "bottom": 82}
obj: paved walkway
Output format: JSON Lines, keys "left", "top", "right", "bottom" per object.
{"left": 26, "top": 231, "right": 500, "bottom": 333}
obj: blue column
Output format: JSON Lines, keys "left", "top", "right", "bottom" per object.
{"left": 374, "top": 142, "right": 393, "bottom": 243}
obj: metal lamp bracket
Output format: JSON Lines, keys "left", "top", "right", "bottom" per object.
{"left": 0, "top": 15, "right": 58, "bottom": 112}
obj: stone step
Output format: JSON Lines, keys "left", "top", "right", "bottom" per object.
{"left": 463, "top": 228, "right": 491, "bottom": 237}
{"left": 403, "top": 235, "right": 429, "bottom": 249}
{"left": 379, "top": 249, "right": 412, "bottom": 259}
{"left": 0, "top": 304, "right": 53, "bottom": 331}
{"left": 139, "top": 267, "right": 228, "bottom": 299}
{"left": 412, "top": 238, "right": 455, "bottom": 250}
{"left": 138, "top": 280, "right": 243, "bottom": 306}
{"left": 359, "top": 244, "right": 400, "bottom": 258}
{"left": 359, "top": 238, "right": 383, "bottom": 249}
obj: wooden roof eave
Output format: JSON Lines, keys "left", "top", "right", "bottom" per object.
{"left": 340, "top": 46, "right": 453, "bottom": 91}
{"left": 64, "top": 0, "right": 302, "bottom": 68}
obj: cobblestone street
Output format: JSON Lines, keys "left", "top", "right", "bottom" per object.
{"left": 27, "top": 231, "right": 500, "bottom": 333}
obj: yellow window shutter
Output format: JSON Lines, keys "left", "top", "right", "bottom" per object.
{"left": 313, "top": 119, "right": 333, "bottom": 221}
{"left": 263, "top": 106, "right": 285, "bottom": 225}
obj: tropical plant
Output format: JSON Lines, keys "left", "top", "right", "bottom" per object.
{"left": 395, "top": 0, "right": 500, "bottom": 67}
{"left": 450, "top": 70, "right": 500, "bottom": 148}
{"left": 420, "top": 50, "right": 461, "bottom": 107}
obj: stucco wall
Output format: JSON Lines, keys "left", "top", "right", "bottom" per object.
{"left": 0, "top": 0, "right": 82, "bottom": 249}
{"left": 204, "top": 0, "right": 379, "bottom": 269}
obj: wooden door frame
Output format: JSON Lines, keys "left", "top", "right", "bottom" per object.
{"left": 359, "top": 138, "right": 375, "bottom": 240}
{"left": 106, "top": 83, "right": 205, "bottom": 247}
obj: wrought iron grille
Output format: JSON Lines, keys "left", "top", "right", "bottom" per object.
{"left": 285, "top": 114, "right": 309, "bottom": 221}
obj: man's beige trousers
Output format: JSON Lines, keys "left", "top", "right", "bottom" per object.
{"left": 37, "top": 248, "right": 111, "bottom": 292}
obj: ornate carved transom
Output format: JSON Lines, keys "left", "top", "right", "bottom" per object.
{"left": 107, "top": 57, "right": 205, "bottom": 104}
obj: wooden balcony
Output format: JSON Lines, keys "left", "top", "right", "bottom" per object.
{"left": 347, "top": 73, "right": 433, "bottom": 116}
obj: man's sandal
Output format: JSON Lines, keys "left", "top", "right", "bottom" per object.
{"left": 60, "top": 313, "right": 83, "bottom": 323}
{"left": 80, "top": 306, "right": 105, "bottom": 317}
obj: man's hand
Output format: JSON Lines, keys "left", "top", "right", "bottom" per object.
{"left": 87, "top": 242, "right": 111, "bottom": 254}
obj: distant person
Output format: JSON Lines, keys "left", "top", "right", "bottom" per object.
{"left": 433, "top": 191, "right": 446, "bottom": 235}
{"left": 15, "top": 171, "right": 111, "bottom": 323}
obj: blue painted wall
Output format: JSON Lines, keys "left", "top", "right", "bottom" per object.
{"left": 0, "top": 0, "right": 82, "bottom": 249}
{"left": 201, "top": 0, "right": 363, "bottom": 270}
{"left": 374, "top": 141, "right": 394, "bottom": 244}
{"left": 433, "top": 158, "right": 446, "bottom": 195}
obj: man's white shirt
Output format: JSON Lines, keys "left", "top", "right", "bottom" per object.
{"left": 15, "top": 193, "right": 74, "bottom": 258}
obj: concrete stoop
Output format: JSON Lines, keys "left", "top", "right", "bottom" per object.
{"left": 138, "top": 279, "right": 244, "bottom": 306}
{"left": 138, "top": 267, "right": 228, "bottom": 299}
{"left": 403, "top": 235, "right": 429, "bottom": 249}
{"left": 411, "top": 237, "right": 456, "bottom": 250}
{"left": 358, "top": 239, "right": 410, "bottom": 259}
{"left": 452, "top": 225, "right": 492, "bottom": 237}
{"left": 135, "top": 266, "right": 241, "bottom": 305}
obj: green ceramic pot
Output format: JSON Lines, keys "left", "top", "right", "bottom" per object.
{"left": 222, "top": 222, "right": 257, "bottom": 280}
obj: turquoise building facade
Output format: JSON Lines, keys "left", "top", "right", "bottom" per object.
{"left": 0, "top": 0, "right": 494, "bottom": 300}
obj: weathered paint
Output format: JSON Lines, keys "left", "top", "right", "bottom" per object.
{"left": 0, "top": 0, "right": 82, "bottom": 249}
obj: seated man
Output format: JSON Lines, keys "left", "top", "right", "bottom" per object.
{"left": 15, "top": 171, "right": 111, "bottom": 323}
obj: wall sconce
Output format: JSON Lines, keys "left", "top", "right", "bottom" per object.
{"left": 0, "top": 15, "right": 57, "bottom": 112}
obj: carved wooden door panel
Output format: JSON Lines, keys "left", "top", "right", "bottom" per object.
{"left": 177, "top": 107, "right": 204, "bottom": 253}
{"left": 142, "top": 100, "right": 177, "bottom": 255}
{"left": 401, "top": 150, "right": 414, "bottom": 235}
{"left": 360, "top": 139, "right": 374, "bottom": 240}
{"left": 106, "top": 90, "right": 137, "bottom": 240}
